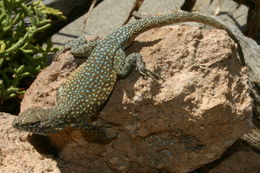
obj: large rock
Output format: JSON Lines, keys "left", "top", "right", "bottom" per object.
{"left": 15, "top": 25, "right": 252, "bottom": 172}
{"left": 51, "top": 0, "right": 137, "bottom": 45}
{"left": 0, "top": 112, "right": 59, "bottom": 173}
{"left": 200, "top": 141, "right": 260, "bottom": 173}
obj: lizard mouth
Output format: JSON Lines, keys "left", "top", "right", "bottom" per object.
{"left": 12, "top": 119, "right": 41, "bottom": 130}
{"left": 13, "top": 122, "right": 59, "bottom": 135}
{"left": 12, "top": 107, "right": 61, "bottom": 135}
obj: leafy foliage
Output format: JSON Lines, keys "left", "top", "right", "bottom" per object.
{"left": 0, "top": 0, "right": 66, "bottom": 103}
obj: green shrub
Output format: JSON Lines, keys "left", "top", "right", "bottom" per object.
{"left": 0, "top": 0, "right": 66, "bottom": 104}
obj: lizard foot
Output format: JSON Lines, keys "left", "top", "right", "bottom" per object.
{"left": 82, "top": 129, "right": 117, "bottom": 144}
{"left": 137, "top": 67, "right": 161, "bottom": 82}
{"left": 80, "top": 124, "right": 117, "bottom": 144}
{"left": 135, "top": 54, "right": 162, "bottom": 82}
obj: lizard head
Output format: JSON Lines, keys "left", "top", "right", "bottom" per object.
{"left": 12, "top": 108, "right": 63, "bottom": 135}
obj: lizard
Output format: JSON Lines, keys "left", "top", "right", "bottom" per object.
{"left": 12, "top": 11, "right": 245, "bottom": 143}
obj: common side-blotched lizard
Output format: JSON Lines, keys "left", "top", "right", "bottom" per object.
{"left": 12, "top": 11, "right": 245, "bottom": 143}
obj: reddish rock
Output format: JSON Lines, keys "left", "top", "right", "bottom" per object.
{"left": 0, "top": 113, "right": 59, "bottom": 173}
{"left": 12, "top": 25, "right": 252, "bottom": 172}
{"left": 204, "top": 142, "right": 260, "bottom": 173}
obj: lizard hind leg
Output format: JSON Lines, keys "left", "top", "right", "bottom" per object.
{"left": 114, "top": 49, "right": 160, "bottom": 81}
{"left": 78, "top": 123, "right": 117, "bottom": 144}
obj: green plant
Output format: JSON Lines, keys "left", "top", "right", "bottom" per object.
{"left": 0, "top": 0, "right": 66, "bottom": 104}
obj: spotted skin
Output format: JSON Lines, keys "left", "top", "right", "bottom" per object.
{"left": 12, "top": 11, "right": 244, "bottom": 142}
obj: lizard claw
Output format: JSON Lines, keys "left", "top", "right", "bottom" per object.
{"left": 53, "top": 47, "right": 68, "bottom": 61}
{"left": 138, "top": 68, "right": 163, "bottom": 83}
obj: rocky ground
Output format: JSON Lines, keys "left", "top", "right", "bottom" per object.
{"left": 1, "top": 0, "right": 259, "bottom": 173}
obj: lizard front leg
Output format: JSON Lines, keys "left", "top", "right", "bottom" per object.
{"left": 54, "top": 36, "right": 100, "bottom": 59}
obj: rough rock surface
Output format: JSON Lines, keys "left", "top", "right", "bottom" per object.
{"left": 0, "top": 112, "right": 59, "bottom": 173}
{"left": 52, "top": 0, "right": 137, "bottom": 45}
{"left": 208, "top": 147, "right": 260, "bottom": 173}
{"left": 202, "top": 142, "right": 260, "bottom": 173}
{"left": 51, "top": 0, "right": 248, "bottom": 47}
{"left": 13, "top": 26, "right": 252, "bottom": 172}
{"left": 20, "top": 36, "right": 101, "bottom": 112}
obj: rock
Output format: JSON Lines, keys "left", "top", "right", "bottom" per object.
{"left": 17, "top": 25, "right": 252, "bottom": 172}
{"left": 44, "top": 0, "right": 88, "bottom": 17}
{"left": 20, "top": 35, "right": 101, "bottom": 112}
{"left": 193, "top": 0, "right": 247, "bottom": 26}
{"left": 208, "top": 148, "right": 260, "bottom": 173}
{"left": 0, "top": 112, "right": 59, "bottom": 173}
{"left": 241, "top": 127, "right": 260, "bottom": 152}
{"left": 51, "top": 0, "right": 249, "bottom": 47}
{"left": 200, "top": 141, "right": 260, "bottom": 173}
{"left": 138, "top": 0, "right": 184, "bottom": 14}
{"left": 52, "top": 0, "right": 137, "bottom": 45}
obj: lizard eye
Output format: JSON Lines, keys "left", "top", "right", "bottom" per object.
{"left": 29, "top": 122, "right": 40, "bottom": 128}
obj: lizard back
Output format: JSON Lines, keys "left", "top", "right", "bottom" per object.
{"left": 57, "top": 42, "right": 118, "bottom": 123}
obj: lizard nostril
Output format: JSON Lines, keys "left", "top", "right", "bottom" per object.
{"left": 12, "top": 119, "right": 18, "bottom": 127}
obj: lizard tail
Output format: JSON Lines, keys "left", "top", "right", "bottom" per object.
{"left": 129, "top": 11, "right": 245, "bottom": 65}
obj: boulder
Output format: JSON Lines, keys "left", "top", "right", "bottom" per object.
{"left": 15, "top": 25, "right": 252, "bottom": 172}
